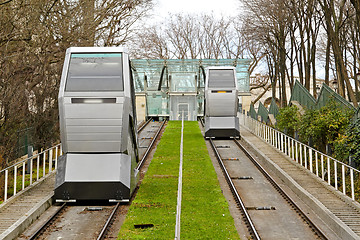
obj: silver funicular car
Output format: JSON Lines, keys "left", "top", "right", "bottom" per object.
{"left": 55, "top": 47, "right": 139, "bottom": 202}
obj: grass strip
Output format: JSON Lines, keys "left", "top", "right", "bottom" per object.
{"left": 118, "top": 121, "right": 239, "bottom": 239}
{"left": 181, "top": 121, "right": 239, "bottom": 239}
{"left": 119, "top": 121, "right": 181, "bottom": 239}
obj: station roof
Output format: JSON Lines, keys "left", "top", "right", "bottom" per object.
{"left": 131, "top": 59, "right": 251, "bottom": 94}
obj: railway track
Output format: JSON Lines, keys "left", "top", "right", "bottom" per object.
{"left": 25, "top": 120, "right": 165, "bottom": 240}
{"left": 208, "top": 137, "right": 328, "bottom": 239}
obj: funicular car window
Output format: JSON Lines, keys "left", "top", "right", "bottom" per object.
{"left": 65, "top": 53, "right": 123, "bottom": 91}
{"left": 208, "top": 69, "right": 235, "bottom": 88}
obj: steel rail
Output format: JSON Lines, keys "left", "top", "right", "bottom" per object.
{"left": 136, "top": 120, "right": 166, "bottom": 171}
{"left": 234, "top": 139, "right": 328, "bottom": 240}
{"left": 137, "top": 118, "right": 152, "bottom": 133}
{"left": 209, "top": 139, "right": 261, "bottom": 240}
{"left": 28, "top": 203, "right": 67, "bottom": 240}
{"left": 28, "top": 120, "right": 164, "bottom": 239}
{"left": 96, "top": 202, "right": 121, "bottom": 240}
{"left": 98, "top": 121, "right": 165, "bottom": 239}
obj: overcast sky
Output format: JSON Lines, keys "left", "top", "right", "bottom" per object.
{"left": 152, "top": 0, "right": 241, "bottom": 21}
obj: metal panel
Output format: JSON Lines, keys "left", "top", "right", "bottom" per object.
{"left": 64, "top": 102, "right": 123, "bottom": 119}
{"left": 207, "top": 116, "right": 239, "bottom": 129}
{"left": 205, "top": 116, "right": 240, "bottom": 138}
{"left": 64, "top": 153, "right": 131, "bottom": 188}
{"left": 206, "top": 91, "right": 237, "bottom": 116}
{"left": 67, "top": 141, "right": 121, "bottom": 152}
{"left": 289, "top": 80, "right": 316, "bottom": 109}
{"left": 257, "top": 102, "right": 269, "bottom": 123}
{"left": 66, "top": 133, "right": 121, "bottom": 141}
{"left": 66, "top": 126, "right": 122, "bottom": 133}
{"left": 66, "top": 118, "right": 122, "bottom": 126}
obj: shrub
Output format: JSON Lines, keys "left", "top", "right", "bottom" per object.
{"left": 334, "top": 118, "right": 360, "bottom": 167}
{"left": 276, "top": 105, "right": 300, "bottom": 137}
{"left": 298, "top": 99, "right": 353, "bottom": 153}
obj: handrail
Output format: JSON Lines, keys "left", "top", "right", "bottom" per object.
{"left": 0, "top": 143, "right": 61, "bottom": 174}
{"left": 240, "top": 113, "right": 360, "bottom": 201}
{"left": 1, "top": 143, "right": 62, "bottom": 203}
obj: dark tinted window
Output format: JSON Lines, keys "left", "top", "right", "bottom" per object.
{"left": 208, "top": 69, "right": 235, "bottom": 88}
{"left": 65, "top": 53, "right": 123, "bottom": 91}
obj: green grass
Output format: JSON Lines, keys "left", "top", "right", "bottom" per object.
{"left": 118, "top": 121, "right": 239, "bottom": 239}
{"left": 181, "top": 121, "right": 239, "bottom": 239}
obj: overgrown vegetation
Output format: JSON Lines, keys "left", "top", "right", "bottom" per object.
{"left": 276, "top": 100, "right": 355, "bottom": 162}
{"left": 333, "top": 118, "right": 360, "bottom": 168}
{"left": 118, "top": 121, "right": 239, "bottom": 239}
{"left": 276, "top": 105, "right": 300, "bottom": 136}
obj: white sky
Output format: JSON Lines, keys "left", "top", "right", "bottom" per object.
{"left": 152, "top": 0, "right": 241, "bottom": 21}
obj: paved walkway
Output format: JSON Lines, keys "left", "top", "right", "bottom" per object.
{"left": 0, "top": 174, "right": 54, "bottom": 240}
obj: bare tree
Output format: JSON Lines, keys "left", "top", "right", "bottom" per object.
{"left": 129, "top": 13, "right": 251, "bottom": 61}
{"left": 319, "top": 0, "right": 358, "bottom": 107}
{"left": 0, "top": 0, "right": 154, "bottom": 164}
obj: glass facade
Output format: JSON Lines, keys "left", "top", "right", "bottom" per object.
{"left": 131, "top": 59, "right": 251, "bottom": 119}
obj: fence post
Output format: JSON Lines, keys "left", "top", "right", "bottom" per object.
{"left": 299, "top": 144, "right": 303, "bottom": 166}
{"left": 315, "top": 151, "right": 318, "bottom": 177}
{"left": 55, "top": 146, "right": 58, "bottom": 170}
{"left": 334, "top": 161, "right": 338, "bottom": 190}
{"left": 37, "top": 155, "right": 40, "bottom": 181}
{"left": 4, "top": 169, "right": 8, "bottom": 202}
{"left": 22, "top": 162, "right": 25, "bottom": 190}
{"left": 351, "top": 169, "right": 355, "bottom": 200}
{"left": 14, "top": 165, "right": 17, "bottom": 196}
{"left": 327, "top": 157, "right": 331, "bottom": 185}
{"left": 321, "top": 154, "right": 324, "bottom": 180}
{"left": 342, "top": 165, "right": 346, "bottom": 195}
{"left": 49, "top": 149, "right": 53, "bottom": 172}
{"left": 26, "top": 146, "right": 33, "bottom": 174}
{"left": 287, "top": 137, "right": 290, "bottom": 157}
{"left": 30, "top": 157, "right": 33, "bottom": 185}
{"left": 309, "top": 149, "right": 313, "bottom": 173}
{"left": 43, "top": 151, "right": 46, "bottom": 178}
{"left": 304, "top": 147, "right": 308, "bottom": 169}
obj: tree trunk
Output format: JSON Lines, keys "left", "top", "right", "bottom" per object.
{"left": 325, "top": 37, "right": 330, "bottom": 85}
{"left": 279, "top": 26, "right": 287, "bottom": 107}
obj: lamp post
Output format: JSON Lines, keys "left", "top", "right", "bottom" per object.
{"left": 316, "top": 85, "right": 321, "bottom": 96}
{"left": 332, "top": 79, "right": 338, "bottom": 93}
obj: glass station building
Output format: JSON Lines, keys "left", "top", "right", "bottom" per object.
{"left": 132, "top": 59, "right": 251, "bottom": 121}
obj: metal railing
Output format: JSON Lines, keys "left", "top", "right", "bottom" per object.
{"left": 0, "top": 144, "right": 62, "bottom": 203}
{"left": 241, "top": 114, "right": 360, "bottom": 202}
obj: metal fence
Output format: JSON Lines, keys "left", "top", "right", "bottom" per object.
{"left": 0, "top": 144, "right": 62, "bottom": 203}
{"left": 289, "top": 80, "right": 316, "bottom": 109}
{"left": 268, "top": 98, "right": 280, "bottom": 118}
{"left": 241, "top": 113, "right": 360, "bottom": 202}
